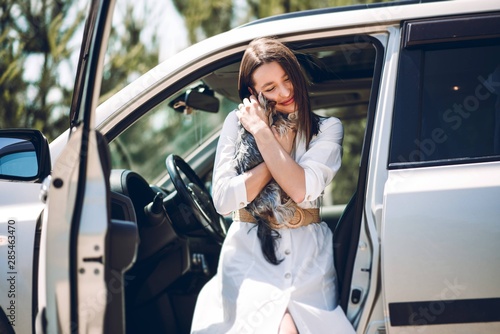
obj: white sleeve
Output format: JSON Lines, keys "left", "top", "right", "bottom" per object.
{"left": 298, "top": 117, "right": 343, "bottom": 203}
{"left": 211, "top": 111, "right": 249, "bottom": 215}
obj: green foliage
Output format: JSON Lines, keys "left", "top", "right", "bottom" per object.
{"left": 100, "top": 3, "right": 159, "bottom": 103}
{"left": 331, "top": 115, "right": 366, "bottom": 204}
{"left": 173, "top": 0, "right": 389, "bottom": 43}
{"left": 0, "top": 0, "right": 85, "bottom": 140}
{"left": 172, "top": 0, "right": 233, "bottom": 44}
{"left": 1, "top": 0, "right": 159, "bottom": 141}
{"left": 0, "top": 25, "right": 26, "bottom": 130}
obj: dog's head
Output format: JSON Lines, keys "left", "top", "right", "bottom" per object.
{"left": 258, "top": 92, "right": 277, "bottom": 125}
{"left": 258, "top": 92, "right": 298, "bottom": 137}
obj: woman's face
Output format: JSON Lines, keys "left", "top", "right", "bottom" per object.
{"left": 252, "top": 61, "right": 296, "bottom": 114}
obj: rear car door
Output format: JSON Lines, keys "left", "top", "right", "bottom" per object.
{"left": 382, "top": 13, "right": 500, "bottom": 333}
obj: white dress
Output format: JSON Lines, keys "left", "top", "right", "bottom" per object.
{"left": 191, "top": 111, "right": 355, "bottom": 334}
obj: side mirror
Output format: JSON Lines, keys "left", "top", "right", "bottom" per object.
{"left": 0, "top": 129, "right": 51, "bottom": 183}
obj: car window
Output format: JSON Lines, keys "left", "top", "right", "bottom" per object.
{"left": 109, "top": 82, "right": 235, "bottom": 183}
{"left": 389, "top": 40, "right": 500, "bottom": 167}
{"left": 301, "top": 41, "right": 375, "bottom": 205}
{"left": 109, "top": 38, "right": 378, "bottom": 206}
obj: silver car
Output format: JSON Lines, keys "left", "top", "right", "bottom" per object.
{"left": 1, "top": 0, "right": 499, "bottom": 333}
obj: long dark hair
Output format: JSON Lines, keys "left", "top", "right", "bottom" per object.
{"left": 238, "top": 37, "right": 320, "bottom": 264}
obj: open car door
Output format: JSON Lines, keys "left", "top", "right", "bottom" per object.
{"left": 36, "top": 0, "right": 138, "bottom": 333}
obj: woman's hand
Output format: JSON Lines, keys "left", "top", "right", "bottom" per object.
{"left": 236, "top": 95, "right": 269, "bottom": 135}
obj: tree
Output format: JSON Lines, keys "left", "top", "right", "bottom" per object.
{"left": 0, "top": 1, "right": 26, "bottom": 131}
{"left": 173, "top": 0, "right": 387, "bottom": 44}
{"left": 0, "top": 0, "right": 85, "bottom": 140}
{"left": 99, "top": 2, "right": 160, "bottom": 103}
{"left": 1, "top": 0, "right": 159, "bottom": 141}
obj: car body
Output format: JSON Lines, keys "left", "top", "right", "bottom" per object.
{"left": 1, "top": 0, "right": 500, "bottom": 333}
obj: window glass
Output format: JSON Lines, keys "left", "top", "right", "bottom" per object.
{"left": 421, "top": 45, "right": 500, "bottom": 160}
{"left": 320, "top": 107, "right": 367, "bottom": 205}
{"left": 304, "top": 41, "right": 376, "bottom": 205}
{"left": 109, "top": 83, "right": 235, "bottom": 183}
{"left": 390, "top": 42, "right": 500, "bottom": 166}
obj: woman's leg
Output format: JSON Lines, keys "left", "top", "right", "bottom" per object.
{"left": 278, "top": 310, "right": 298, "bottom": 334}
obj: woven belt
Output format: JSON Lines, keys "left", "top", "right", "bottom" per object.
{"left": 232, "top": 205, "right": 320, "bottom": 229}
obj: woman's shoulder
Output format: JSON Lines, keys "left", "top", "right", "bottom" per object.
{"left": 318, "top": 116, "right": 343, "bottom": 133}
{"left": 225, "top": 109, "right": 238, "bottom": 121}
{"left": 306, "top": 116, "right": 343, "bottom": 145}
{"left": 217, "top": 109, "right": 241, "bottom": 141}
{"left": 228, "top": 108, "right": 238, "bottom": 118}
{"left": 222, "top": 109, "right": 239, "bottom": 129}
{"left": 319, "top": 115, "right": 341, "bottom": 127}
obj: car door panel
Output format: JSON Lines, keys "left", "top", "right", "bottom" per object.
{"left": 382, "top": 12, "right": 500, "bottom": 333}
{"left": 382, "top": 163, "right": 500, "bottom": 333}
{"left": 37, "top": 127, "right": 83, "bottom": 333}
{"left": 37, "top": 0, "right": 121, "bottom": 333}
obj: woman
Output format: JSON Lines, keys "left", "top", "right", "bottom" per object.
{"left": 191, "top": 37, "right": 354, "bottom": 334}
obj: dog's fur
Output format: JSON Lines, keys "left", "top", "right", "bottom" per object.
{"left": 233, "top": 94, "right": 297, "bottom": 263}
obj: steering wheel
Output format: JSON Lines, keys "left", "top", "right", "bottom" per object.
{"left": 166, "top": 154, "right": 226, "bottom": 243}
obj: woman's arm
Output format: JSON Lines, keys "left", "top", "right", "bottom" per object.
{"left": 237, "top": 96, "right": 306, "bottom": 203}
{"left": 241, "top": 162, "right": 273, "bottom": 203}
{"left": 212, "top": 112, "right": 248, "bottom": 215}
{"left": 237, "top": 96, "right": 343, "bottom": 205}
{"left": 212, "top": 111, "right": 273, "bottom": 214}
{"left": 253, "top": 125, "right": 306, "bottom": 203}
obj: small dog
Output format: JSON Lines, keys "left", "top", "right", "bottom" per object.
{"left": 233, "top": 93, "right": 297, "bottom": 228}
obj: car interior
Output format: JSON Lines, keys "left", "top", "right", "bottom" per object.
{"left": 104, "top": 37, "right": 381, "bottom": 333}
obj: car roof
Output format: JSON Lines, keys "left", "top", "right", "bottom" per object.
{"left": 92, "top": 0, "right": 499, "bottom": 138}
{"left": 239, "top": 0, "right": 448, "bottom": 28}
